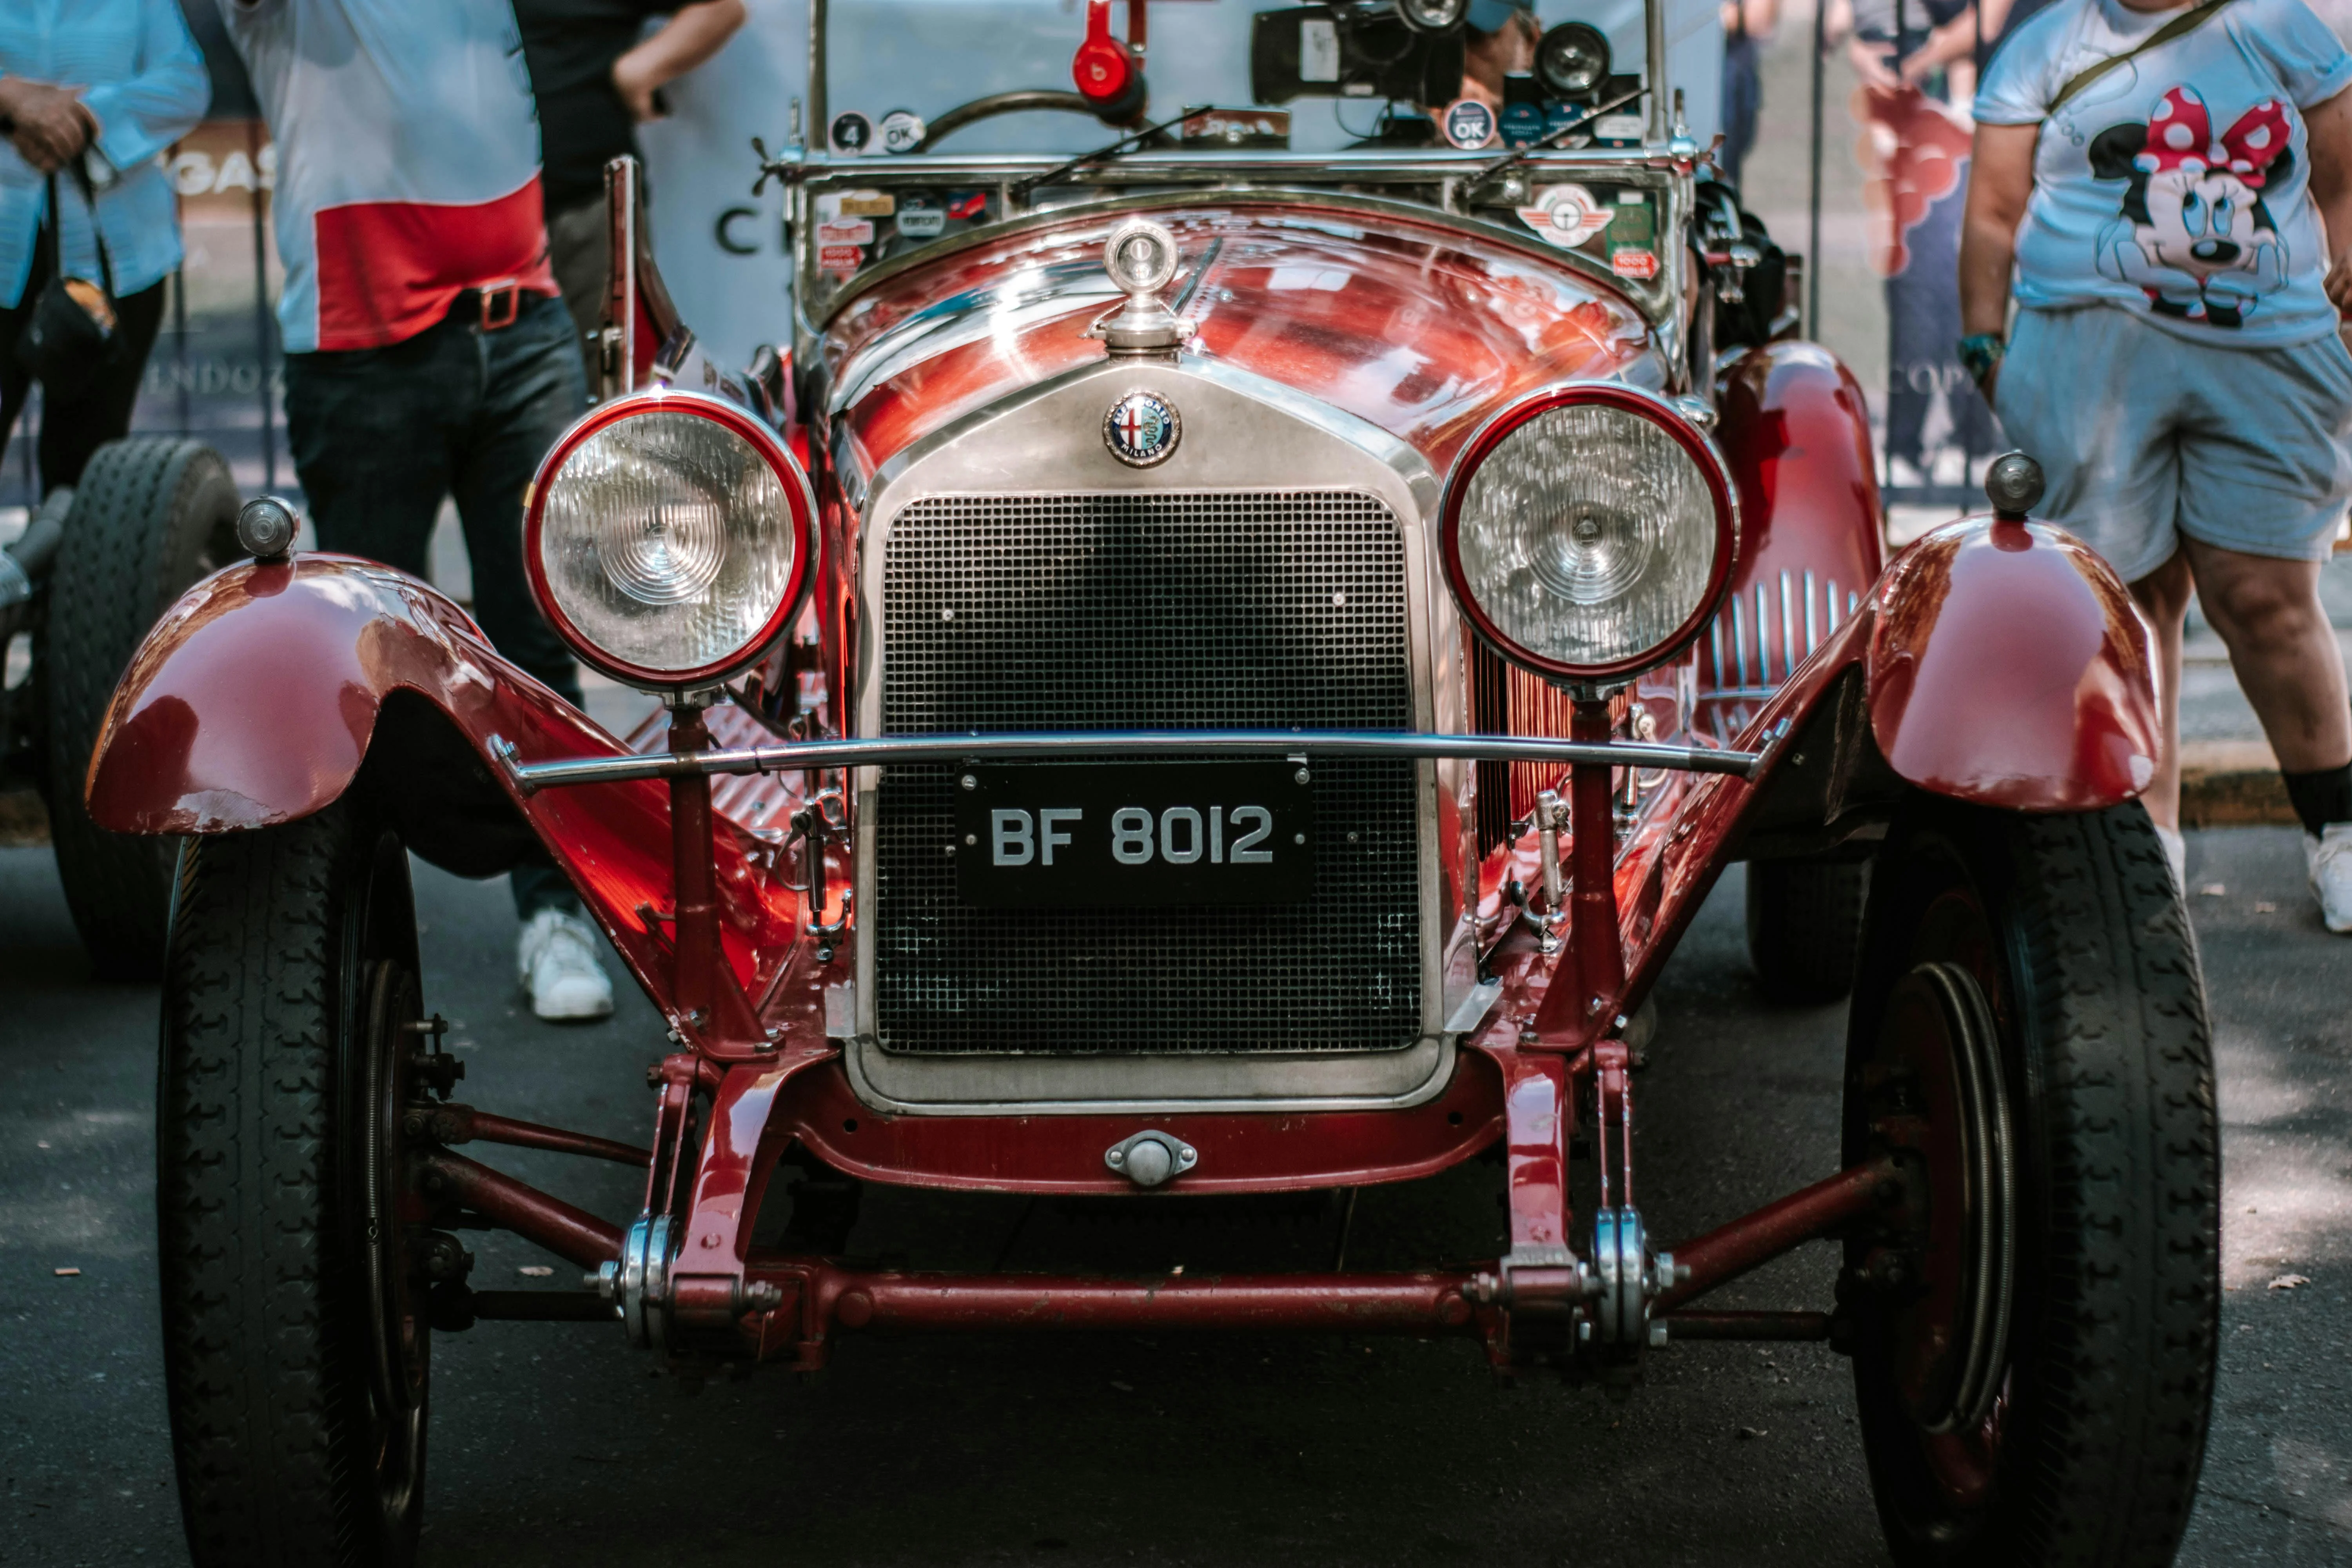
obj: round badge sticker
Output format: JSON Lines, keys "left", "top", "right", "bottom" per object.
{"left": 1103, "top": 391, "right": 1182, "bottom": 468}
{"left": 878, "top": 108, "right": 927, "bottom": 156}
{"left": 1442, "top": 99, "right": 1497, "bottom": 149}
{"left": 829, "top": 111, "right": 874, "bottom": 155}
{"left": 1514, "top": 184, "right": 1612, "bottom": 250}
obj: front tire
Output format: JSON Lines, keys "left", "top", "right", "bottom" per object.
{"left": 44, "top": 437, "right": 239, "bottom": 978}
{"left": 160, "top": 799, "right": 432, "bottom": 1567}
{"left": 1844, "top": 799, "right": 2218, "bottom": 1566}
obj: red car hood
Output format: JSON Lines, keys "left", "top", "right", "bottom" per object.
{"left": 818, "top": 200, "right": 1656, "bottom": 480}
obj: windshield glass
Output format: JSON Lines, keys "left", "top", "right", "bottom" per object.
{"left": 819, "top": 0, "right": 1719, "bottom": 158}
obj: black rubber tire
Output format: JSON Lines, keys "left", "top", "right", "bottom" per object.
{"left": 160, "top": 798, "right": 431, "bottom": 1568}
{"left": 44, "top": 436, "right": 239, "bottom": 979}
{"left": 1746, "top": 858, "right": 1867, "bottom": 1003}
{"left": 1844, "top": 798, "right": 2219, "bottom": 1567}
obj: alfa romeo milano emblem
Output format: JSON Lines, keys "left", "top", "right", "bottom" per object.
{"left": 1103, "top": 390, "right": 1181, "bottom": 468}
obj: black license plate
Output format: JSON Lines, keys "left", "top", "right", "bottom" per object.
{"left": 952, "top": 761, "right": 1314, "bottom": 907}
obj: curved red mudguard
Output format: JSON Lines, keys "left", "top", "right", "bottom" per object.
{"left": 89, "top": 555, "right": 582, "bottom": 834}
{"left": 1714, "top": 341, "right": 1884, "bottom": 603}
{"left": 1868, "top": 515, "right": 2160, "bottom": 811}
{"left": 1710, "top": 340, "right": 2156, "bottom": 814}
{"left": 83, "top": 555, "right": 809, "bottom": 1042}
{"left": 1701, "top": 341, "right": 1884, "bottom": 726}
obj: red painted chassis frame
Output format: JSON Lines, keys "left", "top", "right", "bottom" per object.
{"left": 83, "top": 343, "right": 2160, "bottom": 1368}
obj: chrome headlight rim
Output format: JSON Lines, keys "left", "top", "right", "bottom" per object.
{"left": 1440, "top": 381, "right": 1740, "bottom": 685}
{"left": 523, "top": 387, "right": 818, "bottom": 691}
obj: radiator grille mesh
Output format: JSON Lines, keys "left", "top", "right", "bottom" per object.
{"left": 874, "top": 490, "right": 1421, "bottom": 1055}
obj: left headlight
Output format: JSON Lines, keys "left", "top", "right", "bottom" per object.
{"left": 1441, "top": 384, "right": 1737, "bottom": 684}
{"left": 524, "top": 389, "right": 815, "bottom": 690}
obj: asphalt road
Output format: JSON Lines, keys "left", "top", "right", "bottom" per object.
{"left": 4, "top": 828, "right": 2348, "bottom": 1568}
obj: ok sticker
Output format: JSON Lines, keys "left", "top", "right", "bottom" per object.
{"left": 878, "top": 108, "right": 926, "bottom": 156}
{"left": 1443, "top": 98, "right": 1497, "bottom": 149}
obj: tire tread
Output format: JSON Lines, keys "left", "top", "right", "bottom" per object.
{"left": 46, "top": 437, "right": 237, "bottom": 977}
{"left": 160, "top": 803, "right": 388, "bottom": 1566}
{"left": 2001, "top": 806, "right": 2218, "bottom": 1566}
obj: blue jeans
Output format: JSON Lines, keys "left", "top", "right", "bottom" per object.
{"left": 285, "top": 289, "right": 588, "bottom": 920}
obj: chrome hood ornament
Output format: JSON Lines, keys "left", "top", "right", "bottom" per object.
{"left": 1093, "top": 217, "right": 1191, "bottom": 358}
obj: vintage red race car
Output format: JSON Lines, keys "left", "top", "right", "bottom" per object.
{"left": 87, "top": 3, "right": 2214, "bottom": 1563}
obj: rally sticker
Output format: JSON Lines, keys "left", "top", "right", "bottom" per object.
{"left": 897, "top": 202, "right": 946, "bottom": 239}
{"left": 946, "top": 190, "right": 987, "bottom": 221}
{"left": 816, "top": 219, "right": 875, "bottom": 246}
{"left": 1515, "top": 184, "right": 1612, "bottom": 249}
{"left": 818, "top": 244, "right": 867, "bottom": 272}
{"left": 829, "top": 111, "right": 874, "bottom": 155}
{"left": 1610, "top": 249, "right": 1659, "bottom": 279}
{"left": 1442, "top": 99, "right": 1497, "bottom": 149}
{"left": 837, "top": 190, "right": 895, "bottom": 218}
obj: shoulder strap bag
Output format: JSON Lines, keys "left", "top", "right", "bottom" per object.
{"left": 15, "top": 165, "right": 125, "bottom": 404}
{"left": 2047, "top": 0, "right": 2237, "bottom": 116}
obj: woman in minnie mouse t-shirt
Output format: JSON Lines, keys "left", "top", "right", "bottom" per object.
{"left": 1960, "top": 0, "right": 2352, "bottom": 930}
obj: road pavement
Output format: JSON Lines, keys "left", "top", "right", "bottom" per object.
{"left": 2, "top": 828, "right": 2347, "bottom": 1567}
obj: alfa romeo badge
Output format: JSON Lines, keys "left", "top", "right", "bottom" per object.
{"left": 1103, "top": 390, "right": 1181, "bottom": 467}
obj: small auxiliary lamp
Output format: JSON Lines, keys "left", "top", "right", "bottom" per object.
{"left": 235, "top": 496, "right": 298, "bottom": 563}
{"left": 1984, "top": 451, "right": 2045, "bottom": 523}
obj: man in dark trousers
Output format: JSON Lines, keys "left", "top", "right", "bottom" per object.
{"left": 516, "top": 0, "right": 746, "bottom": 387}
{"left": 220, "top": 0, "right": 617, "bottom": 1018}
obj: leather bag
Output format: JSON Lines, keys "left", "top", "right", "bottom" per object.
{"left": 15, "top": 168, "right": 123, "bottom": 403}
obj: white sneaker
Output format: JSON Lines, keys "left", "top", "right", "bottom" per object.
{"left": 2309, "top": 824, "right": 2352, "bottom": 934}
{"left": 518, "top": 907, "right": 616, "bottom": 1020}
{"left": 2156, "top": 825, "right": 2188, "bottom": 896}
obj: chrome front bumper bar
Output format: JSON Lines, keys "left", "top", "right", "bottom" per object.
{"left": 492, "top": 728, "right": 1768, "bottom": 795}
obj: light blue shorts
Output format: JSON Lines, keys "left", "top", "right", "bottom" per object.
{"left": 1993, "top": 305, "right": 2352, "bottom": 583}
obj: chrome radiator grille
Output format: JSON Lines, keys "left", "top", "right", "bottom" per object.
{"left": 874, "top": 491, "right": 1421, "bottom": 1055}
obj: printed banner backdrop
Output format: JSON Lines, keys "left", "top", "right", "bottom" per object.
{"left": 1735, "top": 0, "right": 2004, "bottom": 528}
{"left": 1853, "top": 78, "right": 1996, "bottom": 491}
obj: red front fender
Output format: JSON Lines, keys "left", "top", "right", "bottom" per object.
{"left": 1867, "top": 515, "right": 2160, "bottom": 811}
{"left": 84, "top": 554, "right": 812, "bottom": 1042}
{"left": 87, "top": 555, "right": 598, "bottom": 835}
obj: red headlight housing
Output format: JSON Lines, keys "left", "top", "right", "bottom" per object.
{"left": 524, "top": 388, "right": 816, "bottom": 691}
{"left": 1441, "top": 383, "right": 1739, "bottom": 685}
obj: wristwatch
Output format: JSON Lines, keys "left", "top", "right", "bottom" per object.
{"left": 1957, "top": 332, "right": 2006, "bottom": 390}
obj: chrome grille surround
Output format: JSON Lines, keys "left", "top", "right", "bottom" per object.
{"left": 845, "top": 356, "right": 1466, "bottom": 1114}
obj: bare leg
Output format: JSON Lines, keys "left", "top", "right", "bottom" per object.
{"left": 2129, "top": 551, "right": 2195, "bottom": 832}
{"left": 2181, "top": 538, "right": 2352, "bottom": 777}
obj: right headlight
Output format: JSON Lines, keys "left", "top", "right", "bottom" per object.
{"left": 524, "top": 388, "right": 815, "bottom": 691}
{"left": 1441, "top": 384, "right": 1738, "bottom": 684}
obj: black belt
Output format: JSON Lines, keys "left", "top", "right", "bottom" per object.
{"left": 454, "top": 279, "right": 524, "bottom": 331}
